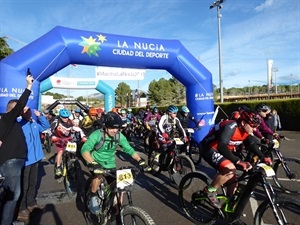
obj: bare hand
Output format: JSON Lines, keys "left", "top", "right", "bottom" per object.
{"left": 34, "top": 109, "right": 40, "bottom": 117}
{"left": 26, "top": 75, "right": 34, "bottom": 85}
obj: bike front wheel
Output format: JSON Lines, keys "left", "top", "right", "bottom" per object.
{"left": 122, "top": 205, "right": 156, "bottom": 225}
{"left": 178, "top": 171, "right": 216, "bottom": 225}
{"left": 64, "top": 159, "right": 82, "bottom": 199}
{"left": 169, "top": 155, "right": 195, "bottom": 189}
{"left": 189, "top": 140, "right": 201, "bottom": 165}
{"left": 272, "top": 157, "right": 300, "bottom": 194}
{"left": 254, "top": 196, "right": 300, "bottom": 225}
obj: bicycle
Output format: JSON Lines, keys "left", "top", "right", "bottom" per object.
{"left": 185, "top": 128, "right": 201, "bottom": 165}
{"left": 56, "top": 140, "right": 83, "bottom": 199}
{"left": 178, "top": 162, "right": 300, "bottom": 225}
{"left": 235, "top": 138, "right": 300, "bottom": 195}
{"left": 84, "top": 166, "right": 156, "bottom": 225}
{"left": 148, "top": 136, "right": 195, "bottom": 189}
{"left": 40, "top": 128, "right": 52, "bottom": 154}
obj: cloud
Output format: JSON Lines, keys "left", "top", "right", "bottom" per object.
{"left": 255, "top": 0, "right": 274, "bottom": 12}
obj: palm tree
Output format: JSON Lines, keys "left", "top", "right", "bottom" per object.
{"left": 0, "top": 37, "right": 14, "bottom": 60}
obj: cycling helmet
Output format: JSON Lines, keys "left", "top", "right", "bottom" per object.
{"left": 89, "top": 107, "right": 98, "bottom": 116}
{"left": 127, "top": 108, "right": 132, "bottom": 112}
{"left": 237, "top": 105, "right": 249, "bottom": 112}
{"left": 255, "top": 103, "right": 271, "bottom": 112}
{"left": 120, "top": 109, "right": 126, "bottom": 114}
{"left": 104, "top": 112, "right": 123, "bottom": 128}
{"left": 152, "top": 106, "right": 158, "bottom": 113}
{"left": 230, "top": 111, "right": 240, "bottom": 120}
{"left": 59, "top": 108, "right": 71, "bottom": 118}
{"left": 167, "top": 105, "right": 178, "bottom": 113}
{"left": 74, "top": 108, "right": 81, "bottom": 113}
{"left": 96, "top": 108, "right": 103, "bottom": 114}
{"left": 181, "top": 106, "right": 190, "bottom": 113}
{"left": 239, "top": 109, "right": 260, "bottom": 127}
{"left": 43, "top": 109, "right": 49, "bottom": 114}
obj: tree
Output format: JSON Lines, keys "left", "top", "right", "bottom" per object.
{"left": 0, "top": 37, "right": 14, "bottom": 60}
{"left": 115, "top": 82, "right": 132, "bottom": 107}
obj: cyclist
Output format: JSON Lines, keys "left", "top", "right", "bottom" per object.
{"left": 80, "top": 112, "right": 147, "bottom": 218}
{"left": 177, "top": 106, "right": 199, "bottom": 129}
{"left": 254, "top": 103, "right": 280, "bottom": 143}
{"left": 200, "top": 109, "right": 272, "bottom": 208}
{"left": 81, "top": 107, "right": 99, "bottom": 136}
{"left": 157, "top": 105, "right": 188, "bottom": 163}
{"left": 51, "top": 108, "right": 74, "bottom": 177}
{"left": 144, "top": 106, "right": 161, "bottom": 151}
{"left": 126, "top": 108, "right": 135, "bottom": 122}
{"left": 70, "top": 108, "right": 84, "bottom": 122}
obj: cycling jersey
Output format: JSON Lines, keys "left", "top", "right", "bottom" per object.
{"left": 158, "top": 114, "right": 186, "bottom": 138}
{"left": 177, "top": 111, "right": 198, "bottom": 128}
{"left": 201, "top": 120, "right": 264, "bottom": 166}
{"left": 144, "top": 112, "right": 161, "bottom": 127}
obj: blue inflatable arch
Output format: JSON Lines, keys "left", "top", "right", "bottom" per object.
{"left": 0, "top": 26, "right": 214, "bottom": 141}
{"left": 40, "top": 78, "right": 115, "bottom": 112}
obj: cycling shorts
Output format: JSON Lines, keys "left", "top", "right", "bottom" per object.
{"left": 202, "top": 148, "right": 232, "bottom": 171}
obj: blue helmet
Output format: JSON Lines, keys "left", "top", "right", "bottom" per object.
{"left": 181, "top": 106, "right": 190, "bottom": 113}
{"left": 59, "top": 108, "right": 71, "bottom": 118}
{"left": 167, "top": 105, "right": 178, "bottom": 113}
{"left": 152, "top": 106, "right": 158, "bottom": 113}
{"left": 74, "top": 108, "right": 81, "bottom": 113}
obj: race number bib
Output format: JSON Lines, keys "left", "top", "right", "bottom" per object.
{"left": 257, "top": 163, "right": 276, "bottom": 177}
{"left": 116, "top": 169, "right": 134, "bottom": 189}
{"left": 65, "top": 142, "right": 77, "bottom": 153}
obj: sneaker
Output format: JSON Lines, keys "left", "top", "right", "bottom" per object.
{"left": 27, "top": 203, "right": 44, "bottom": 212}
{"left": 17, "top": 209, "right": 30, "bottom": 221}
{"left": 55, "top": 165, "right": 62, "bottom": 176}
{"left": 203, "top": 186, "right": 221, "bottom": 208}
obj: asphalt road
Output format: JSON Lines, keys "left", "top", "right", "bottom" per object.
{"left": 19, "top": 130, "right": 300, "bottom": 225}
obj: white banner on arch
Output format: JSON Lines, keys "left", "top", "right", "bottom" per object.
{"left": 95, "top": 66, "right": 145, "bottom": 80}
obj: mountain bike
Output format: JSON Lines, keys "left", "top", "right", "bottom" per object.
{"left": 185, "top": 128, "right": 201, "bottom": 165}
{"left": 41, "top": 128, "right": 52, "bottom": 154}
{"left": 84, "top": 166, "right": 156, "bottom": 225}
{"left": 56, "top": 140, "right": 83, "bottom": 199}
{"left": 148, "top": 136, "right": 195, "bottom": 189}
{"left": 236, "top": 138, "right": 300, "bottom": 195}
{"left": 178, "top": 162, "right": 300, "bottom": 225}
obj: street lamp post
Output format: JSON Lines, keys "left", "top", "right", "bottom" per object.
{"left": 273, "top": 67, "right": 278, "bottom": 94}
{"left": 210, "top": 0, "right": 225, "bottom": 103}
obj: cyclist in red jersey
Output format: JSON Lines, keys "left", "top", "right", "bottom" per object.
{"left": 200, "top": 109, "right": 272, "bottom": 208}
{"left": 51, "top": 108, "right": 73, "bottom": 177}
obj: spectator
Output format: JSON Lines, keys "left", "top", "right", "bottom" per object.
{"left": 272, "top": 109, "right": 282, "bottom": 132}
{"left": 17, "top": 107, "right": 50, "bottom": 221}
{"left": 0, "top": 74, "right": 33, "bottom": 225}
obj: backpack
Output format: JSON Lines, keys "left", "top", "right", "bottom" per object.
{"left": 94, "top": 129, "right": 120, "bottom": 150}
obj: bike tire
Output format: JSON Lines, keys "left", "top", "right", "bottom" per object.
{"left": 169, "top": 155, "right": 195, "bottom": 189}
{"left": 189, "top": 140, "right": 202, "bottom": 165}
{"left": 254, "top": 196, "right": 300, "bottom": 225}
{"left": 272, "top": 157, "right": 300, "bottom": 195}
{"left": 64, "top": 159, "right": 82, "bottom": 199}
{"left": 178, "top": 171, "right": 216, "bottom": 225}
{"left": 122, "top": 205, "right": 156, "bottom": 225}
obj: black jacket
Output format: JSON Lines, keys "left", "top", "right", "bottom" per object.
{"left": 0, "top": 88, "right": 31, "bottom": 165}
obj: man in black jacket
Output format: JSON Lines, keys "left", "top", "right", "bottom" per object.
{"left": 0, "top": 74, "right": 33, "bottom": 225}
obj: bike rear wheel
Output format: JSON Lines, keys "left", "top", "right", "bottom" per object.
{"left": 178, "top": 172, "right": 216, "bottom": 225}
{"left": 169, "top": 155, "right": 195, "bottom": 189}
{"left": 189, "top": 140, "right": 201, "bottom": 165}
{"left": 64, "top": 159, "right": 82, "bottom": 199}
{"left": 122, "top": 205, "right": 156, "bottom": 225}
{"left": 254, "top": 196, "right": 300, "bottom": 225}
{"left": 272, "top": 157, "right": 300, "bottom": 194}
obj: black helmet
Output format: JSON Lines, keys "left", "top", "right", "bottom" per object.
{"left": 104, "top": 112, "right": 123, "bottom": 128}
{"left": 255, "top": 103, "right": 271, "bottom": 112}
{"left": 239, "top": 109, "right": 260, "bottom": 127}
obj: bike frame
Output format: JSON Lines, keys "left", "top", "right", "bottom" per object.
{"left": 216, "top": 165, "right": 278, "bottom": 223}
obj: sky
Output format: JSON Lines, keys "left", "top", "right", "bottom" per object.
{"left": 0, "top": 0, "right": 299, "bottom": 98}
